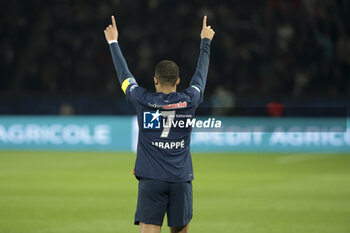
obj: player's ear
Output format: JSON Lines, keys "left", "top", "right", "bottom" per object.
{"left": 176, "top": 77, "right": 180, "bottom": 86}
{"left": 154, "top": 77, "right": 159, "bottom": 85}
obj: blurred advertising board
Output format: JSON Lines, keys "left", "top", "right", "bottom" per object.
{"left": 190, "top": 117, "right": 350, "bottom": 152}
{"left": 0, "top": 116, "right": 349, "bottom": 152}
{"left": 0, "top": 116, "right": 131, "bottom": 151}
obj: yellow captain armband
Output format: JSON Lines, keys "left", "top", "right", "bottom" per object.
{"left": 121, "top": 78, "right": 137, "bottom": 93}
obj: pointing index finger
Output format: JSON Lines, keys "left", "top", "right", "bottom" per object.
{"left": 202, "top": 15, "right": 207, "bottom": 28}
{"left": 111, "top": 15, "right": 116, "bottom": 29}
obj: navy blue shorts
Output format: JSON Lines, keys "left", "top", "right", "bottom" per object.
{"left": 134, "top": 178, "right": 193, "bottom": 227}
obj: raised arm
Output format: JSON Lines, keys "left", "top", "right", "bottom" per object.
{"left": 104, "top": 16, "right": 135, "bottom": 93}
{"left": 190, "top": 15, "right": 215, "bottom": 95}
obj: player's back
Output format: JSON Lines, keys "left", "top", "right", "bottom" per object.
{"left": 108, "top": 35, "right": 212, "bottom": 182}
{"left": 127, "top": 85, "right": 202, "bottom": 182}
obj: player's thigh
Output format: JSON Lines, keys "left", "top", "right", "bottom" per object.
{"left": 140, "top": 222, "right": 161, "bottom": 233}
{"left": 170, "top": 223, "right": 190, "bottom": 233}
{"left": 167, "top": 181, "right": 193, "bottom": 227}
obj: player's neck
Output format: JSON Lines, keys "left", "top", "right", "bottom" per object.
{"left": 156, "top": 86, "right": 177, "bottom": 94}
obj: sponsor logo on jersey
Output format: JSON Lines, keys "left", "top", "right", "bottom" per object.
{"left": 163, "top": 101, "right": 187, "bottom": 109}
{"left": 147, "top": 101, "right": 188, "bottom": 110}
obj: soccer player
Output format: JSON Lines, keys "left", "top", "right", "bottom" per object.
{"left": 104, "top": 15, "right": 214, "bottom": 233}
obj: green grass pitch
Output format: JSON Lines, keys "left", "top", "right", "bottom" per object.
{"left": 0, "top": 151, "right": 350, "bottom": 233}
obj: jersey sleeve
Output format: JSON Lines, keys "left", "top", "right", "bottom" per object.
{"left": 182, "top": 85, "right": 202, "bottom": 108}
{"left": 121, "top": 77, "right": 138, "bottom": 93}
{"left": 109, "top": 42, "right": 134, "bottom": 86}
{"left": 122, "top": 78, "right": 149, "bottom": 106}
{"left": 189, "top": 38, "right": 211, "bottom": 102}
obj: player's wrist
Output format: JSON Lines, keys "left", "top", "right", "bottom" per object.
{"left": 201, "top": 37, "right": 212, "bottom": 40}
{"left": 201, "top": 38, "right": 211, "bottom": 45}
{"left": 108, "top": 39, "right": 118, "bottom": 44}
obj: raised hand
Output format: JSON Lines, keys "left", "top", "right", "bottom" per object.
{"left": 200, "top": 15, "right": 215, "bottom": 40}
{"left": 104, "top": 15, "right": 119, "bottom": 43}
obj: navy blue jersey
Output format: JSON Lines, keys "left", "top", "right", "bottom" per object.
{"left": 126, "top": 85, "right": 201, "bottom": 181}
{"left": 108, "top": 38, "right": 211, "bottom": 182}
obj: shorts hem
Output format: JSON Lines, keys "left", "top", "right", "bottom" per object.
{"left": 134, "top": 218, "right": 163, "bottom": 226}
{"left": 134, "top": 174, "right": 193, "bottom": 183}
{"left": 167, "top": 217, "right": 192, "bottom": 227}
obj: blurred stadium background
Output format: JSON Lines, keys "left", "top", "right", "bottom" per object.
{"left": 1, "top": 0, "right": 350, "bottom": 233}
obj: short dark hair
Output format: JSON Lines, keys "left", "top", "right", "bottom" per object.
{"left": 154, "top": 60, "right": 179, "bottom": 86}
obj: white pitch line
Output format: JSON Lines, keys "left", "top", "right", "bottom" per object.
{"left": 277, "top": 152, "right": 336, "bottom": 165}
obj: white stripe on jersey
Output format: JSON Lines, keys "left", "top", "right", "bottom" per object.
{"left": 191, "top": 85, "right": 201, "bottom": 92}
